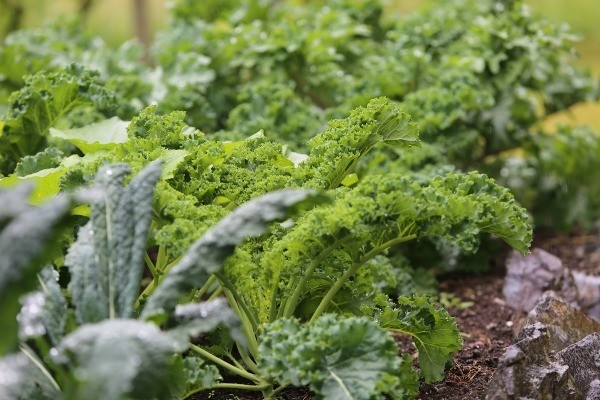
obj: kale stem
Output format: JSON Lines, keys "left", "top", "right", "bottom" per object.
{"left": 212, "top": 382, "right": 271, "bottom": 391}
{"left": 222, "top": 287, "right": 260, "bottom": 358}
{"left": 207, "top": 285, "right": 223, "bottom": 300}
{"left": 275, "top": 275, "right": 297, "bottom": 320}
{"left": 224, "top": 351, "right": 248, "bottom": 372}
{"left": 143, "top": 252, "right": 159, "bottom": 281}
{"left": 193, "top": 274, "right": 217, "bottom": 300}
{"left": 189, "top": 344, "right": 260, "bottom": 383}
{"left": 309, "top": 233, "right": 417, "bottom": 323}
{"left": 134, "top": 257, "right": 180, "bottom": 308}
{"left": 272, "top": 382, "right": 291, "bottom": 396}
{"left": 237, "top": 343, "right": 260, "bottom": 374}
{"left": 218, "top": 273, "right": 259, "bottom": 331}
{"left": 282, "top": 236, "right": 349, "bottom": 318}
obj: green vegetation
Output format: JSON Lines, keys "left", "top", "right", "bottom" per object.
{"left": 0, "top": 0, "right": 597, "bottom": 398}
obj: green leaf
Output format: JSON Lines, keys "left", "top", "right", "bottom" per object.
{"left": 67, "top": 162, "right": 161, "bottom": 323}
{"left": 0, "top": 188, "right": 71, "bottom": 355}
{"left": 182, "top": 357, "right": 221, "bottom": 393}
{"left": 53, "top": 319, "right": 185, "bottom": 400}
{"left": 0, "top": 65, "right": 117, "bottom": 174}
{"left": 0, "top": 352, "right": 60, "bottom": 400}
{"left": 378, "top": 296, "right": 463, "bottom": 383}
{"left": 259, "top": 314, "right": 419, "bottom": 400}
{"left": 14, "top": 148, "right": 64, "bottom": 177}
{"left": 296, "top": 97, "right": 420, "bottom": 190}
{"left": 49, "top": 117, "right": 129, "bottom": 154}
{"left": 142, "top": 189, "right": 328, "bottom": 321}
{"left": 160, "top": 149, "right": 189, "bottom": 180}
{"left": 168, "top": 298, "right": 244, "bottom": 345}
{"left": 0, "top": 154, "right": 100, "bottom": 205}
{"left": 40, "top": 267, "right": 68, "bottom": 345}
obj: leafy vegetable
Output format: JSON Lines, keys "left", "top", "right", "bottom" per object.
{"left": 0, "top": 186, "right": 71, "bottom": 355}
{"left": 259, "top": 314, "right": 419, "bottom": 400}
{"left": 67, "top": 161, "right": 161, "bottom": 323}
{"left": 49, "top": 117, "right": 129, "bottom": 153}
{"left": 0, "top": 65, "right": 118, "bottom": 174}
{"left": 53, "top": 319, "right": 185, "bottom": 400}
{"left": 142, "top": 189, "right": 328, "bottom": 322}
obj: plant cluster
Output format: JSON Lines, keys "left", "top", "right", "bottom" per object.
{"left": 0, "top": 0, "right": 595, "bottom": 398}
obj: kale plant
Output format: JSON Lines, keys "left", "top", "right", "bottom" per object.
{"left": 0, "top": 162, "right": 325, "bottom": 399}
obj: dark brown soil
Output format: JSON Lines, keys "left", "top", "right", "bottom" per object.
{"left": 189, "top": 231, "right": 600, "bottom": 400}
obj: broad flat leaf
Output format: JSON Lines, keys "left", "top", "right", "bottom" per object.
{"left": 379, "top": 296, "right": 462, "bottom": 383}
{"left": 52, "top": 319, "right": 185, "bottom": 400}
{"left": 67, "top": 162, "right": 161, "bottom": 323}
{"left": 49, "top": 117, "right": 129, "bottom": 154}
{"left": 160, "top": 149, "right": 189, "bottom": 180}
{"left": 142, "top": 189, "right": 327, "bottom": 321}
{"left": 0, "top": 352, "right": 60, "bottom": 400}
{"left": 0, "top": 190, "right": 71, "bottom": 355}
{"left": 0, "top": 154, "right": 101, "bottom": 204}
{"left": 259, "top": 314, "right": 418, "bottom": 400}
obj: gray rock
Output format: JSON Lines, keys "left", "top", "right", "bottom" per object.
{"left": 559, "top": 333, "right": 600, "bottom": 395}
{"left": 486, "top": 322, "right": 582, "bottom": 400}
{"left": 503, "top": 249, "right": 578, "bottom": 312}
{"left": 573, "top": 272, "right": 600, "bottom": 321}
{"left": 523, "top": 292, "right": 600, "bottom": 350}
{"left": 487, "top": 292, "right": 600, "bottom": 400}
{"left": 586, "top": 380, "right": 600, "bottom": 400}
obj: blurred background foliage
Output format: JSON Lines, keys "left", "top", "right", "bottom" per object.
{"left": 0, "top": 0, "right": 598, "bottom": 128}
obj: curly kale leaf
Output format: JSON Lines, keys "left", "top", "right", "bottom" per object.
{"left": 14, "top": 148, "right": 65, "bottom": 177}
{"left": 0, "top": 65, "right": 118, "bottom": 174}
{"left": 67, "top": 161, "right": 161, "bottom": 323}
{"left": 296, "top": 97, "right": 419, "bottom": 189}
{"left": 142, "top": 189, "right": 328, "bottom": 322}
{"left": 256, "top": 170, "right": 531, "bottom": 322}
{"left": 376, "top": 296, "right": 462, "bottom": 383}
{"left": 259, "top": 314, "right": 419, "bottom": 400}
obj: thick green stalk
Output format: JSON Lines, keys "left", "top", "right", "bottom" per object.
{"left": 282, "top": 237, "right": 349, "bottom": 318}
{"left": 222, "top": 287, "right": 260, "bottom": 358}
{"left": 190, "top": 344, "right": 260, "bottom": 383}
{"left": 207, "top": 285, "right": 223, "bottom": 301}
{"left": 309, "top": 233, "right": 417, "bottom": 323}
{"left": 134, "top": 257, "right": 180, "bottom": 308}
{"left": 192, "top": 274, "right": 217, "bottom": 300}
{"left": 218, "top": 273, "right": 259, "bottom": 331}
{"left": 274, "top": 275, "right": 297, "bottom": 320}
{"left": 143, "top": 253, "right": 159, "bottom": 282}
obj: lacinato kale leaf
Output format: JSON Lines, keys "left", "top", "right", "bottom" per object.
{"left": 52, "top": 319, "right": 185, "bottom": 400}
{"left": 0, "top": 186, "right": 71, "bottom": 355}
{"left": 67, "top": 161, "right": 161, "bottom": 323}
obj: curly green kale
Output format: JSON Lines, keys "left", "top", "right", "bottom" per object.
{"left": 0, "top": 65, "right": 118, "bottom": 174}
